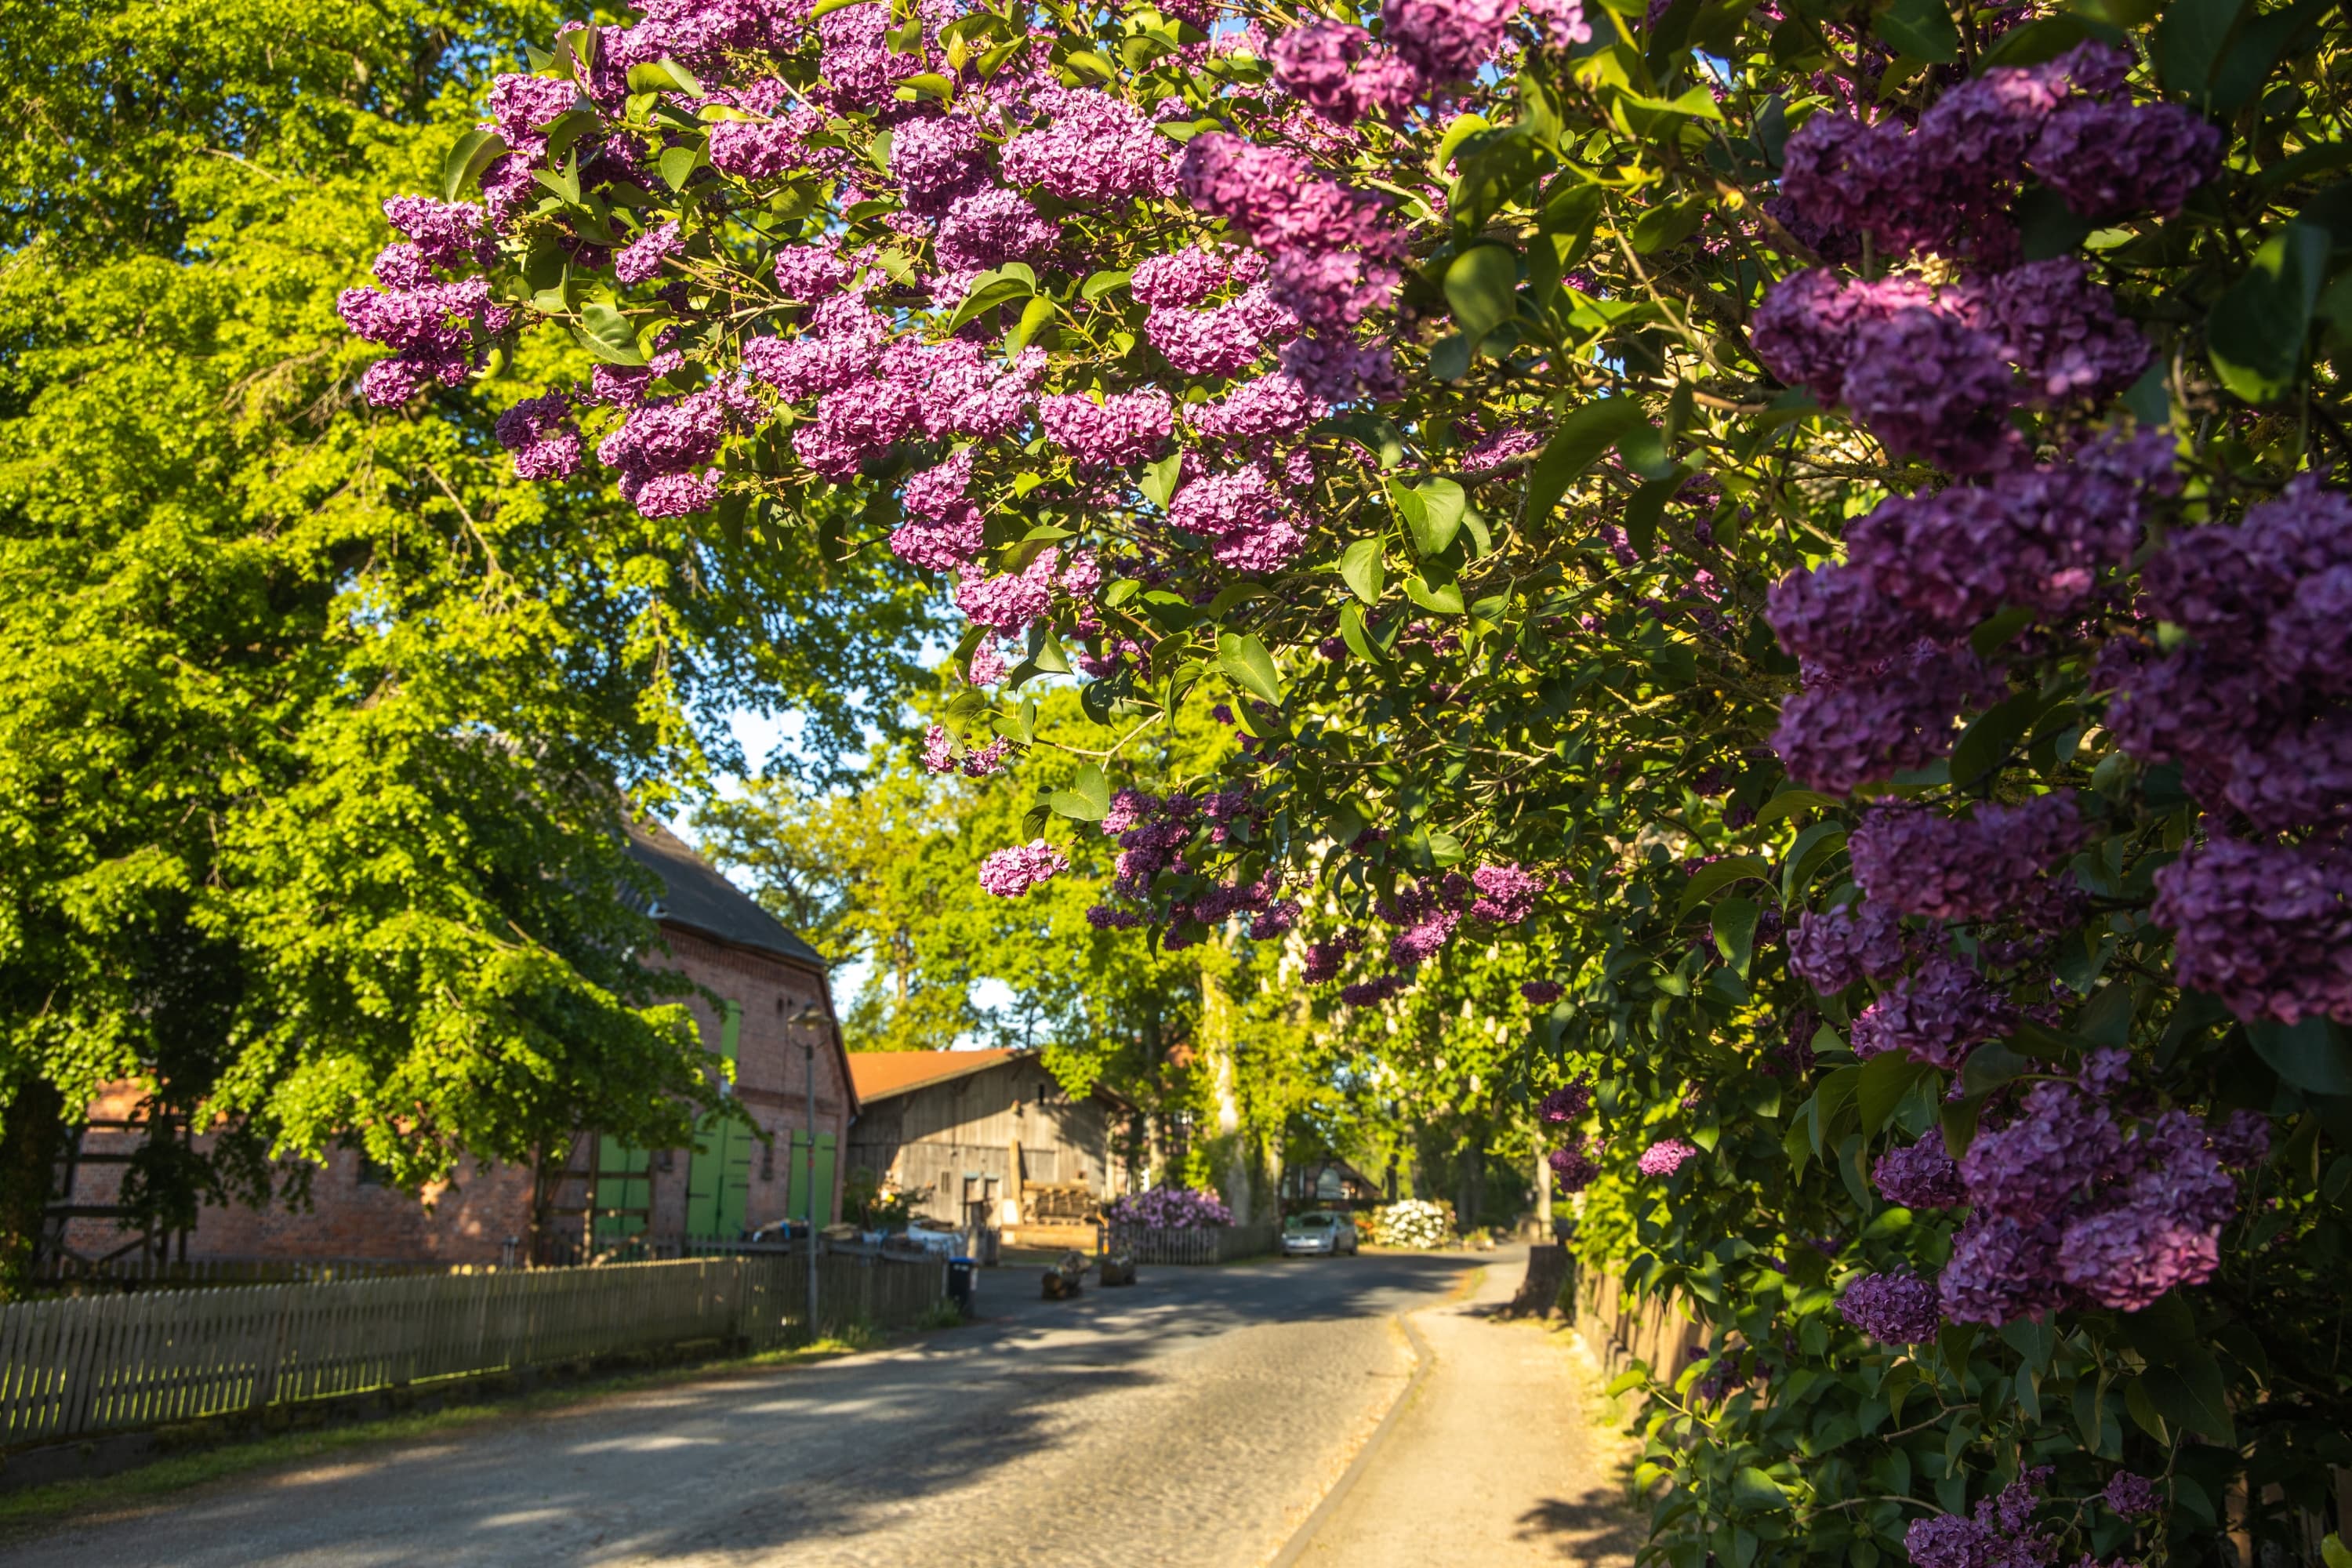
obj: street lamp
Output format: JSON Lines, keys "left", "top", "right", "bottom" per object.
{"left": 787, "top": 999, "right": 826, "bottom": 1341}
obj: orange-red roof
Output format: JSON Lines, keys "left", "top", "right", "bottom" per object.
{"left": 847, "top": 1048, "right": 1026, "bottom": 1102}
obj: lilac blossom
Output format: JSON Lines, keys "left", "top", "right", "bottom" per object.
{"left": 1874, "top": 1139, "right": 1966, "bottom": 1209}
{"left": 978, "top": 839, "right": 1070, "bottom": 897}
{"left": 492, "top": 392, "right": 583, "bottom": 480}
{"left": 1638, "top": 1138, "right": 1700, "bottom": 1178}
{"left": 1838, "top": 1271, "right": 1941, "bottom": 1343}
{"left": 1847, "top": 797, "right": 2085, "bottom": 923}
{"left": 1039, "top": 390, "right": 1173, "bottom": 467}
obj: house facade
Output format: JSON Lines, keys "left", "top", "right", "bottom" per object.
{"left": 844, "top": 1049, "right": 1143, "bottom": 1233}
{"left": 53, "top": 821, "right": 855, "bottom": 1269}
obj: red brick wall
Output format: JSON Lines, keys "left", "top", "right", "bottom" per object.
{"left": 56, "top": 920, "right": 851, "bottom": 1265}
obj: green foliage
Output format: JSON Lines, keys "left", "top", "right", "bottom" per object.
{"left": 0, "top": 0, "right": 938, "bottom": 1283}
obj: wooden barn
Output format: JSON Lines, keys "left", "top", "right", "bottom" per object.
{"left": 844, "top": 1050, "right": 1145, "bottom": 1247}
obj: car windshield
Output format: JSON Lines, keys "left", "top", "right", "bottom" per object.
{"left": 1287, "top": 1214, "right": 1334, "bottom": 1229}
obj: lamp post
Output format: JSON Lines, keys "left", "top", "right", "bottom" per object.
{"left": 789, "top": 1000, "right": 824, "bottom": 1341}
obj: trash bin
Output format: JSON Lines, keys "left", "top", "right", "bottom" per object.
{"left": 946, "top": 1257, "right": 976, "bottom": 1317}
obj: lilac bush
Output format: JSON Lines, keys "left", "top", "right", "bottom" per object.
{"left": 1105, "top": 1185, "right": 1232, "bottom": 1229}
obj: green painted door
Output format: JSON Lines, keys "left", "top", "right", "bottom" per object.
{"left": 593, "top": 1138, "right": 651, "bottom": 1247}
{"left": 686, "top": 1116, "right": 753, "bottom": 1238}
{"left": 687, "top": 1000, "right": 751, "bottom": 1239}
{"left": 787, "top": 1131, "right": 837, "bottom": 1225}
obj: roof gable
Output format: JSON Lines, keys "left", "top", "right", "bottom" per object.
{"left": 847, "top": 1049, "right": 1025, "bottom": 1102}
{"left": 622, "top": 819, "right": 825, "bottom": 969}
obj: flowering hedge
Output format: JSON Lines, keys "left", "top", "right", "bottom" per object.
{"left": 1105, "top": 1184, "right": 1234, "bottom": 1226}
{"left": 347, "top": 0, "right": 2352, "bottom": 1559}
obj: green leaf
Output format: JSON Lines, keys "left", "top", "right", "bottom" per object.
{"left": 1961, "top": 1040, "right": 2034, "bottom": 1099}
{"left": 2247, "top": 1016, "right": 2352, "bottom": 1094}
{"left": 1341, "top": 539, "right": 1386, "bottom": 605}
{"left": 1080, "top": 268, "right": 1132, "bottom": 300}
{"left": 896, "top": 71, "right": 955, "bottom": 100}
{"left": 1004, "top": 295, "right": 1058, "bottom": 355}
{"left": 944, "top": 273, "right": 1034, "bottom": 335}
{"left": 1676, "top": 855, "right": 1772, "bottom": 917}
{"left": 441, "top": 129, "right": 509, "bottom": 202}
{"left": 1875, "top": 0, "right": 1958, "bottom": 63}
{"left": 1949, "top": 690, "right": 2043, "bottom": 790}
{"left": 1139, "top": 450, "right": 1184, "bottom": 509}
{"left": 1049, "top": 761, "right": 1109, "bottom": 822}
{"left": 1858, "top": 1052, "right": 1932, "bottom": 1133}
{"left": 2209, "top": 222, "right": 2330, "bottom": 402}
{"left": 1780, "top": 822, "right": 1849, "bottom": 906}
{"left": 809, "top": 0, "right": 878, "bottom": 18}
{"left": 1732, "top": 1467, "right": 1788, "bottom": 1512}
{"left": 1398, "top": 477, "right": 1467, "bottom": 557}
{"left": 1752, "top": 789, "right": 1843, "bottom": 829}
{"left": 1338, "top": 600, "right": 1380, "bottom": 662}
{"left": 1404, "top": 569, "right": 1465, "bottom": 615}
{"left": 1218, "top": 632, "right": 1283, "bottom": 706}
{"left": 1713, "top": 897, "right": 1759, "bottom": 978}
{"left": 627, "top": 57, "right": 704, "bottom": 95}
{"left": 658, "top": 144, "right": 702, "bottom": 192}
{"left": 1523, "top": 399, "right": 1649, "bottom": 526}
{"left": 1630, "top": 197, "right": 1708, "bottom": 254}
{"left": 2321, "top": 1534, "right": 2352, "bottom": 1568}
{"left": 1443, "top": 244, "right": 1519, "bottom": 343}
{"left": 575, "top": 302, "right": 646, "bottom": 366}
{"left": 2157, "top": 0, "right": 2249, "bottom": 95}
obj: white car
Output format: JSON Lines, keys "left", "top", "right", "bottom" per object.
{"left": 1280, "top": 1211, "right": 1361, "bottom": 1257}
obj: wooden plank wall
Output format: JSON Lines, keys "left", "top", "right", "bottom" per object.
{"left": 0, "top": 1253, "right": 946, "bottom": 1447}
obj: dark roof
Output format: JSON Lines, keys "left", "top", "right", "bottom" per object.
{"left": 623, "top": 819, "right": 826, "bottom": 969}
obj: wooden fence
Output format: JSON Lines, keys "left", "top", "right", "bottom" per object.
{"left": 1107, "top": 1221, "right": 1279, "bottom": 1265}
{"left": 0, "top": 1251, "right": 945, "bottom": 1448}
{"left": 1573, "top": 1262, "right": 1702, "bottom": 1381}
{"left": 27, "top": 1256, "right": 479, "bottom": 1297}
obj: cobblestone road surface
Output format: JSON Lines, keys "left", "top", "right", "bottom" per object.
{"left": 14, "top": 1250, "right": 1478, "bottom": 1568}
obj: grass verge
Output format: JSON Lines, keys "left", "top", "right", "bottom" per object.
{"left": 0, "top": 1334, "right": 881, "bottom": 1541}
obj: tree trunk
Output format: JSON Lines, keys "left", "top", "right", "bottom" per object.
{"left": 1197, "top": 933, "right": 1252, "bottom": 1224}
{"left": 0, "top": 1075, "right": 67, "bottom": 1301}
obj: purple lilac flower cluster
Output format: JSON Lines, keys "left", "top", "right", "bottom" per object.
{"left": 1538, "top": 1079, "right": 1592, "bottom": 1126}
{"left": 1105, "top": 1186, "right": 1232, "bottom": 1228}
{"left": 1547, "top": 1140, "right": 1601, "bottom": 1192}
{"left": 1940, "top": 1081, "right": 2269, "bottom": 1322}
{"left": 1848, "top": 797, "right": 2085, "bottom": 924}
{"left": 1904, "top": 1471, "right": 2057, "bottom": 1568}
{"left": 1838, "top": 1270, "right": 1941, "bottom": 1343}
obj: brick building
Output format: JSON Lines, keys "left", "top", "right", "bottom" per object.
{"left": 54, "top": 821, "right": 855, "bottom": 1268}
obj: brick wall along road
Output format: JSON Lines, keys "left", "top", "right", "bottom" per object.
{"left": 13, "top": 1252, "right": 1486, "bottom": 1568}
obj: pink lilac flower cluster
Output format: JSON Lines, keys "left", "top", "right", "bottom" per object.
{"left": 1940, "top": 1081, "right": 2269, "bottom": 1322}
{"left": 493, "top": 393, "right": 584, "bottom": 481}
{"left": 977, "top": 839, "right": 1070, "bottom": 897}
{"left": 338, "top": 199, "right": 510, "bottom": 407}
{"left": 1838, "top": 1271, "right": 1940, "bottom": 1344}
{"left": 1468, "top": 863, "right": 1544, "bottom": 924}
{"left": 1520, "top": 978, "right": 1564, "bottom": 1004}
{"left": 1105, "top": 1186, "right": 1232, "bottom": 1228}
{"left": 1637, "top": 1138, "right": 1700, "bottom": 1178}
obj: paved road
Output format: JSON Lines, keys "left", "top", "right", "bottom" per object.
{"left": 1285, "top": 1254, "right": 1641, "bottom": 1567}
{"left": 16, "top": 1251, "right": 1467, "bottom": 1567}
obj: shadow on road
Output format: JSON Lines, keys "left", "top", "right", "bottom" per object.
{"left": 1512, "top": 1490, "right": 1646, "bottom": 1559}
{"left": 20, "top": 1250, "right": 1482, "bottom": 1568}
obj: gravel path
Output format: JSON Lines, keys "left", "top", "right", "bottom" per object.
{"left": 12, "top": 1252, "right": 1473, "bottom": 1568}
{"left": 1283, "top": 1251, "right": 1642, "bottom": 1568}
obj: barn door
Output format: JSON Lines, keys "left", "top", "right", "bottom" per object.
{"left": 685, "top": 1000, "right": 753, "bottom": 1240}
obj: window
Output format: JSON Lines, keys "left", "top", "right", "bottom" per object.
{"left": 354, "top": 1154, "right": 393, "bottom": 1188}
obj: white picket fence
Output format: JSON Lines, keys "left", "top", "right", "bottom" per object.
{"left": 1106, "top": 1221, "right": 1279, "bottom": 1265}
{"left": 0, "top": 1252, "right": 944, "bottom": 1446}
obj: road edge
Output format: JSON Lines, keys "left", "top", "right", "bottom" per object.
{"left": 1264, "top": 1309, "right": 1436, "bottom": 1568}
